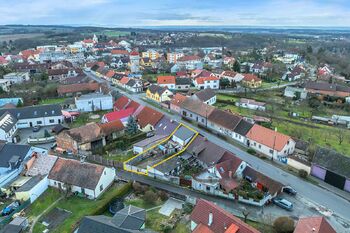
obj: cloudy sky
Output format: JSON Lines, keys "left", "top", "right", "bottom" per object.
{"left": 1, "top": 0, "right": 350, "bottom": 27}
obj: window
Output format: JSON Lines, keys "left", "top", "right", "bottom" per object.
{"left": 201, "top": 118, "right": 204, "bottom": 123}
{"left": 49, "top": 119, "right": 55, "bottom": 123}
{"left": 81, "top": 188, "right": 85, "bottom": 194}
{"left": 104, "top": 171, "right": 106, "bottom": 175}
{"left": 100, "top": 184, "right": 103, "bottom": 192}
{"left": 37, "top": 121, "right": 42, "bottom": 124}
{"left": 269, "top": 149, "right": 273, "bottom": 154}
{"left": 258, "top": 145, "right": 261, "bottom": 149}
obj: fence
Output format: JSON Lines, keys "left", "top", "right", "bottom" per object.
{"left": 86, "top": 154, "right": 123, "bottom": 168}
{"left": 27, "top": 136, "right": 56, "bottom": 145}
{"left": 0, "top": 199, "right": 31, "bottom": 229}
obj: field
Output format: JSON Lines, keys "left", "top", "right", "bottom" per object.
{"left": 39, "top": 97, "right": 68, "bottom": 105}
{"left": 0, "top": 33, "right": 44, "bottom": 42}
{"left": 88, "top": 30, "right": 130, "bottom": 37}
{"left": 216, "top": 92, "right": 350, "bottom": 156}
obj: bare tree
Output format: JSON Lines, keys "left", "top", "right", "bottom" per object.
{"left": 336, "top": 128, "right": 345, "bottom": 145}
{"left": 241, "top": 207, "right": 250, "bottom": 223}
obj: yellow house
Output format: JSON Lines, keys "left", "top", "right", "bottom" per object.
{"left": 242, "top": 74, "right": 262, "bottom": 88}
{"left": 142, "top": 50, "right": 160, "bottom": 60}
{"left": 140, "top": 57, "right": 152, "bottom": 67}
{"left": 146, "top": 85, "right": 173, "bottom": 103}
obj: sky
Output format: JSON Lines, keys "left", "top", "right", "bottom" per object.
{"left": 1, "top": 0, "right": 350, "bottom": 27}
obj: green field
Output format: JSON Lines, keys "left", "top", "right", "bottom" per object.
{"left": 39, "top": 97, "right": 67, "bottom": 105}
{"left": 89, "top": 30, "right": 130, "bottom": 37}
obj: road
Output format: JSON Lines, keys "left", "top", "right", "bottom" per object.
{"left": 85, "top": 71, "right": 350, "bottom": 232}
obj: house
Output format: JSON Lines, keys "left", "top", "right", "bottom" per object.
{"left": 0, "top": 104, "right": 63, "bottom": 129}
{"left": 167, "top": 52, "right": 184, "bottom": 63}
{"left": 251, "top": 61, "right": 272, "bottom": 74}
{"left": 311, "top": 148, "right": 350, "bottom": 193}
{"left": 170, "top": 93, "right": 187, "bottom": 113}
{"left": 124, "top": 78, "right": 143, "bottom": 93}
{"left": 284, "top": 86, "right": 308, "bottom": 99}
{"left": 142, "top": 49, "right": 160, "bottom": 60}
{"left": 294, "top": 216, "right": 336, "bottom": 233}
{"left": 0, "top": 112, "right": 18, "bottom": 143}
{"left": 98, "top": 120, "right": 125, "bottom": 141}
{"left": 24, "top": 153, "right": 58, "bottom": 177}
{"left": 154, "top": 116, "right": 179, "bottom": 136}
{"left": 242, "top": 74, "right": 262, "bottom": 89}
{"left": 133, "top": 134, "right": 168, "bottom": 154}
{"left": 146, "top": 85, "right": 173, "bottom": 103}
{"left": 283, "top": 66, "right": 306, "bottom": 82}
{"left": 236, "top": 98, "right": 266, "bottom": 111}
{"left": 304, "top": 81, "right": 350, "bottom": 98}
{"left": 48, "top": 69, "right": 77, "bottom": 81}
{"left": 0, "top": 98, "right": 23, "bottom": 108}
{"left": 232, "top": 119, "right": 254, "bottom": 144}
{"left": 172, "top": 125, "right": 196, "bottom": 146}
{"left": 0, "top": 216, "right": 28, "bottom": 233}
{"left": 220, "top": 71, "right": 244, "bottom": 83}
{"left": 111, "top": 49, "right": 129, "bottom": 57}
{"left": 180, "top": 98, "right": 215, "bottom": 126}
{"left": 194, "top": 76, "right": 220, "bottom": 90}
{"left": 0, "top": 79, "right": 11, "bottom": 92}
{"left": 177, "top": 55, "right": 203, "bottom": 70}
{"left": 57, "top": 82, "right": 100, "bottom": 97}
{"left": 75, "top": 93, "right": 113, "bottom": 112}
{"left": 48, "top": 158, "right": 115, "bottom": 199}
{"left": 207, "top": 109, "right": 242, "bottom": 138}
{"left": 3, "top": 72, "right": 30, "bottom": 84}
{"left": 190, "top": 88, "right": 216, "bottom": 105}
{"left": 0, "top": 143, "right": 41, "bottom": 188}
{"left": 77, "top": 205, "right": 146, "bottom": 233}
{"left": 175, "top": 77, "right": 192, "bottom": 90}
{"left": 242, "top": 166, "right": 283, "bottom": 198}
{"left": 157, "top": 76, "right": 176, "bottom": 90}
{"left": 190, "top": 199, "right": 260, "bottom": 233}
{"left": 246, "top": 124, "right": 295, "bottom": 160}
{"left": 15, "top": 176, "right": 48, "bottom": 203}
{"left": 102, "top": 108, "right": 135, "bottom": 124}
{"left": 140, "top": 57, "right": 152, "bottom": 67}
{"left": 135, "top": 106, "right": 164, "bottom": 132}
{"left": 113, "top": 96, "right": 140, "bottom": 112}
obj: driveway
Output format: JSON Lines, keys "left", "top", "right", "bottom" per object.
{"left": 159, "top": 197, "right": 184, "bottom": 216}
{"left": 17, "top": 125, "right": 56, "bottom": 150}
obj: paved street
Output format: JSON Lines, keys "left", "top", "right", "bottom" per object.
{"left": 85, "top": 71, "right": 350, "bottom": 232}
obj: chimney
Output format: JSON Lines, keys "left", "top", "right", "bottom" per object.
{"left": 208, "top": 212, "right": 213, "bottom": 226}
{"left": 229, "top": 170, "right": 233, "bottom": 178}
{"left": 312, "top": 228, "right": 316, "bottom": 232}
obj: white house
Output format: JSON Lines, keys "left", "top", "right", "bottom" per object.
{"left": 190, "top": 88, "right": 217, "bottom": 105}
{"left": 236, "top": 98, "right": 266, "bottom": 111}
{"left": 220, "top": 71, "right": 244, "bottom": 83}
{"left": 48, "top": 158, "right": 115, "bottom": 199}
{"left": 0, "top": 104, "right": 63, "bottom": 129}
{"left": 3, "top": 72, "right": 30, "bottom": 84}
{"left": 0, "top": 79, "right": 11, "bottom": 92}
{"left": 246, "top": 124, "right": 295, "bottom": 161}
{"left": 75, "top": 93, "right": 113, "bottom": 112}
{"left": 194, "top": 76, "right": 220, "bottom": 90}
{"left": 0, "top": 112, "right": 18, "bottom": 143}
{"left": 15, "top": 176, "right": 49, "bottom": 203}
{"left": 125, "top": 79, "right": 143, "bottom": 93}
{"left": 177, "top": 55, "right": 203, "bottom": 70}
{"left": 284, "top": 86, "right": 308, "bottom": 99}
{"left": 172, "top": 126, "right": 196, "bottom": 146}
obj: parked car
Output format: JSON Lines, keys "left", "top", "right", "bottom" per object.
{"left": 1, "top": 201, "right": 20, "bottom": 216}
{"left": 32, "top": 125, "right": 41, "bottom": 132}
{"left": 272, "top": 197, "right": 293, "bottom": 211}
{"left": 282, "top": 186, "right": 297, "bottom": 195}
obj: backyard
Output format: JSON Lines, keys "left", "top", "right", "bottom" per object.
{"left": 216, "top": 92, "right": 350, "bottom": 156}
{"left": 26, "top": 182, "right": 132, "bottom": 233}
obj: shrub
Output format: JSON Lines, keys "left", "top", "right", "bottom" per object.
{"left": 132, "top": 182, "right": 146, "bottom": 195}
{"left": 158, "top": 191, "right": 168, "bottom": 201}
{"left": 247, "top": 148, "right": 256, "bottom": 155}
{"left": 273, "top": 216, "right": 295, "bottom": 233}
{"left": 143, "top": 190, "right": 158, "bottom": 205}
{"left": 298, "top": 169, "right": 308, "bottom": 179}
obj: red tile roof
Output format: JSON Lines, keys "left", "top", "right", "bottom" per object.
{"left": 294, "top": 217, "right": 336, "bottom": 233}
{"left": 243, "top": 74, "right": 261, "bottom": 82}
{"left": 195, "top": 76, "right": 219, "bottom": 84}
{"left": 246, "top": 124, "right": 292, "bottom": 151}
{"left": 111, "top": 49, "right": 129, "bottom": 55}
{"left": 190, "top": 199, "right": 260, "bottom": 233}
{"left": 105, "top": 70, "right": 115, "bottom": 78}
{"left": 157, "top": 76, "right": 176, "bottom": 85}
{"left": 98, "top": 119, "right": 125, "bottom": 135}
{"left": 193, "top": 223, "right": 215, "bottom": 233}
{"left": 136, "top": 106, "right": 164, "bottom": 128}
{"left": 130, "top": 51, "right": 139, "bottom": 56}
{"left": 103, "top": 108, "right": 134, "bottom": 122}
{"left": 114, "top": 96, "right": 130, "bottom": 111}
{"left": 171, "top": 93, "right": 187, "bottom": 107}
{"left": 57, "top": 83, "right": 100, "bottom": 95}
{"left": 120, "top": 77, "right": 129, "bottom": 85}
{"left": 178, "top": 55, "right": 201, "bottom": 62}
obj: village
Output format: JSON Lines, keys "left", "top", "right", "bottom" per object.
{"left": 0, "top": 29, "right": 349, "bottom": 233}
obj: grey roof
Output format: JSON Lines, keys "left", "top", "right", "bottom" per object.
{"left": 0, "top": 143, "right": 31, "bottom": 168}
{"left": 313, "top": 148, "right": 350, "bottom": 179}
{"left": 155, "top": 156, "right": 182, "bottom": 174}
{"left": 112, "top": 205, "right": 146, "bottom": 230}
{"left": 154, "top": 117, "right": 179, "bottom": 136}
{"left": 175, "top": 77, "right": 192, "bottom": 85}
{"left": 0, "top": 104, "right": 62, "bottom": 120}
{"left": 233, "top": 120, "right": 254, "bottom": 136}
{"left": 76, "top": 92, "right": 112, "bottom": 100}
{"left": 78, "top": 215, "right": 141, "bottom": 233}
{"left": 134, "top": 135, "right": 167, "bottom": 148}
{"left": 0, "top": 224, "right": 23, "bottom": 233}
{"left": 16, "top": 176, "right": 42, "bottom": 192}
{"left": 173, "top": 126, "right": 196, "bottom": 142}
{"left": 0, "top": 112, "right": 17, "bottom": 132}
{"left": 193, "top": 88, "right": 216, "bottom": 102}
{"left": 147, "top": 85, "right": 167, "bottom": 95}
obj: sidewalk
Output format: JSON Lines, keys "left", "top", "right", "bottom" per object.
{"left": 313, "top": 178, "right": 350, "bottom": 202}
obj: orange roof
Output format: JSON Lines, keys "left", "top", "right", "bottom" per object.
{"left": 105, "top": 70, "right": 115, "bottom": 78}
{"left": 98, "top": 119, "right": 125, "bottom": 135}
{"left": 83, "top": 39, "right": 94, "bottom": 43}
{"left": 196, "top": 76, "right": 219, "bottom": 84}
{"left": 157, "top": 76, "right": 176, "bottom": 85}
{"left": 130, "top": 51, "right": 139, "bottom": 56}
{"left": 243, "top": 74, "right": 261, "bottom": 82}
{"left": 225, "top": 224, "right": 240, "bottom": 233}
{"left": 111, "top": 49, "right": 129, "bottom": 55}
{"left": 171, "top": 93, "right": 187, "bottom": 107}
{"left": 136, "top": 106, "right": 164, "bottom": 128}
{"left": 120, "top": 77, "right": 129, "bottom": 85}
{"left": 294, "top": 217, "right": 336, "bottom": 233}
{"left": 246, "top": 124, "right": 292, "bottom": 151}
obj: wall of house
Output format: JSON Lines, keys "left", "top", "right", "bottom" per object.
{"left": 207, "top": 122, "right": 234, "bottom": 138}
{"left": 192, "top": 179, "right": 219, "bottom": 194}
{"left": 311, "top": 165, "right": 327, "bottom": 180}
{"left": 287, "top": 158, "right": 311, "bottom": 174}
{"left": 181, "top": 109, "right": 208, "bottom": 126}
{"left": 16, "top": 116, "right": 63, "bottom": 129}
{"left": 76, "top": 96, "right": 113, "bottom": 112}
{"left": 247, "top": 139, "right": 295, "bottom": 160}
{"left": 170, "top": 104, "right": 181, "bottom": 113}
{"left": 15, "top": 176, "right": 49, "bottom": 203}
{"left": 93, "top": 167, "right": 115, "bottom": 198}
{"left": 56, "top": 134, "right": 78, "bottom": 154}
{"left": 48, "top": 179, "right": 95, "bottom": 199}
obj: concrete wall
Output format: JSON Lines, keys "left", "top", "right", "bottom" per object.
{"left": 287, "top": 158, "right": 311, "bottom": 174}
{"left": 344, "top": 179, "right": 350, "bottom": 193}
{"left": 311, "top": 165, "right": 327, "bottom": 180}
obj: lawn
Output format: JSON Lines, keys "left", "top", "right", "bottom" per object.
{"left": 125, "top": 197, "right": 164, "bottom": 210}
{"left": 39, "top": 97, "right": 67, "bottom": 105}
{"left": 145, "top": 208, "right": 169, "bottom": 232}
{"left": 68, "top": 110, "right": 109, "bottom": 128}
{"left": 171, "top": 222, "right": 190, "bottom": 233}
{"left": 105, "top": 150, "right": 135, "bottom": 162}
{"left": 28, "top": 183, "right": 132, "bottom": 233}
